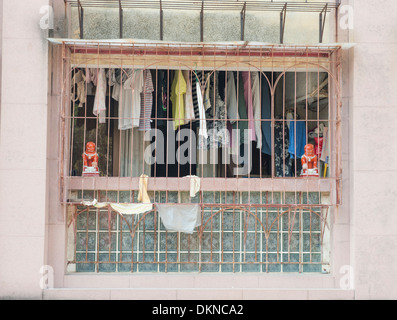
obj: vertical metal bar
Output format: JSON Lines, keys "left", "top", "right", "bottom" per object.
{"left": 77, "top": 0, "right": 84, "bottom": 39}
{"left": 282, "top": 49, "right": 286, "bottom": 178}
{"left": 60, "top": 43, "right": 67, "bottom": 203}
{"left": 270, "top": 50, "right": 275, "bottom": 178}
{"left": 94, "top": 43, "right": 99, "bottom": 193}
{"left": 319, "top": 4, "right": 328, "bottom": 43}
{"left": 265, "top": 195, "right": 269, "bottom": 272}
{"left": 72, "top": 206, "right": 78, "bottom": 271}
{"left": 280, "top": 3, "right": 287, "bottom": 44}
{"left": 335, "top": 3, "right": 339, "bottom": 43}
{"left": 131, "top": 210, "right": 135, "bottom": 272}
{"left": 85, "top": 208, "right": 89, "bottom": 263}
{"left": 81, "top": 42, "right": 87, "bottom": 200}
{"left": 200, "top": 1, "right": 204, "bottom": 42}
{"left": 69, "top": 61, "right": 76, "bottom": 180}
{"left": 119, "top": 0, "right": 123, "bottom": 39}
{"left": 259, "top": 47, "right": 263, "bottom": 180}
{"left": 232, "top": 193, "right": 236, "bottom": 272}
{"left": 119, "top": 215, "right": 123, "bottom": 271}
{"left": 160, "top": 0, "right": 164, "bottom": 40}
{"left": 95, "top": 208, "right": 100, "bottom": 272}
{"left": 299, "top": 196, "right": 303, "bottom": 273}
{"left": 108, "top": 207, "right": 112, "bottom": 262}
{"left": 240, "top": 2, "right": 246, "bottom": 41}
{"left": 254, "top": 208, "right": 258, "bottom": 262}
{"left": 319, "top": 12, "right": 323, "bottom": 43}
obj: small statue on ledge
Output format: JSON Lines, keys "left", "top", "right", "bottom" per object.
{"left": 82, "top": 141, "right": 99, "bottom": 177}
{"left": 301, "top": 144, "right": 319, "bottom": 177}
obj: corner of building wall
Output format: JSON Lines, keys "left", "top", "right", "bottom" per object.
{"left": 45, "top": 0, "right": 70, "bottom": 292}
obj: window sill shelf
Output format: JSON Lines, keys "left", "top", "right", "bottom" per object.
{"left": 67, "top": 176, "right": 334, "bottom": 193}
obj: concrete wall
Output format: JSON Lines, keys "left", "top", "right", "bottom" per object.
{"left": 0, "top": 0, "right": 49, "bottom": 299}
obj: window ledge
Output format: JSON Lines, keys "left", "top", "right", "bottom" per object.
{"left": 67, "top": 176, "right": 334, "bottom": 193}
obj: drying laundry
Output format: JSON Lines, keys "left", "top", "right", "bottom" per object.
{"left": 110, "top": 203, "right": 153, "bottom": 215}
{"left": 186, "top": 175, "right": 201, "bottom": 197}
{"left": 139, "top": 69, "right": 155, "bottom": 131}
{"left": 226, "top": 71, "right": 239, "bottom": 124}
{"left": 156, "top": 204, "right": 201, "bottom": 234}
{"left": 203, "top": 73, "right": 212, "bottom": 111}
{"left": 93, "top": 68, "right": 107, "bottom": 124}
{"left": 82, "top": 199, "right": 153, "bottom": 215}
{"left": 261, "top": 73, "right": 272, "bottom": 156}
{"left": 138, "top": 174, "right": 151, "bottom": 203}
{"left": 198, "top": 72, "right": 229, "bottom": 149}
{"left": 182, "top": 70, "right": 195, "bottom": 123}
{"left": 288, "top": 120, "right": 307, "bottom": 159}
{"left": 171, "top": 69, "right": 187, "bottom": 130}
{"left": 320, "top": 126, "right": 330, "bottom": 162}
{"left": 251, "top": 72, "right": 262, "bottom": 150}
{"left": 242, "top": 71, "right": 256, "bottom": 142}
{"left": 71, "top": 69, "right": 87, "bottom": 108}
{"left": 196, "top": 77, "right": 208, "bottom": 139}
{"left": 118, "top": 69, "right": 144, "bottom": 130}
{"left": 274, "top": 120, "right": 292, "bottom": 177}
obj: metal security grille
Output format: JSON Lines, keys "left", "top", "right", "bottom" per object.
{"left": 67, "top": 192, "right": 330, "bottom": 273}
{"left": 56, "top": 39, "right": 341, "bottom": 273}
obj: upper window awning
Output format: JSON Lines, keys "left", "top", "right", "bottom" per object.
{"left": 65, "top": 1, "right": 342, "bottom": 43}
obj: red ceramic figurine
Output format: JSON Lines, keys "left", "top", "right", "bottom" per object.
{"left": 301, "top": 144, "right": 319, "bottom": 177}
{"left": 82, "top": 141, "right": 99, "bottom": 177}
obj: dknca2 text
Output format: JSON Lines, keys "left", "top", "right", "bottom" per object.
{"left": 152, "top": 304, "right": 244, "bottom": 317}
{"left": 196, "top": 305, "right": 243, "bottom": 315}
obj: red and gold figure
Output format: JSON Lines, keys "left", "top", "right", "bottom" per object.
{"left": 82, "top": 141, "right": 99, "bottom": 177}
{"left": 301, "top": 144, "right": 319, "bottom": 177}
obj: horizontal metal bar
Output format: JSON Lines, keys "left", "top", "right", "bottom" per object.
{"left": 49, "top": 38, "right": 345, "bottom": 51}
{"left": 69, "top": 260, "right": 329, "bottom": 265}
{"left": 67, "top": 177, "right": 335, "bottom": 193}
{"left": 65, "top": 0, "right": 339, "bottom": 13}
{"left": 68, "top": 202, "right": 333, "bottom": 208}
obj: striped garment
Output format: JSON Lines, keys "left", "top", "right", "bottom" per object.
{"left": 139, "top": 69, "right": 154, "bottom": 131}
{"left": 191, "top": 71, "right": 205, "bottom": 121}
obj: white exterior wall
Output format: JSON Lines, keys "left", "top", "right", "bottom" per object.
{"left": 348, "top": 0, "right": 397, "bottom": 299}
{"left": 0, "top": 0, "right": 49, "bottom": 299}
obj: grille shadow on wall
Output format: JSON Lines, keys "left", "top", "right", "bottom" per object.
{"left": 57, "top": 39, "right": 342, "bottom": 273}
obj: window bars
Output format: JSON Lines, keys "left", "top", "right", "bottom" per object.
{"left": 67, "top": 194, "right": 331, "bottom": 273}
{"left": 57, "top": 39, "right": 342, "bottom": 273}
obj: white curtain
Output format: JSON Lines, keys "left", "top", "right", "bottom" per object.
{"left": 120, "top": 128, "right": 151, "bottom": 177}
